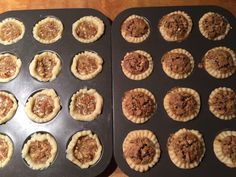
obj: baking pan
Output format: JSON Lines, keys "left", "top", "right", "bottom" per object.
{"left": 0, "top": 8, "right": 112, "bottom": 177}
{"left": 112, "top": 6, "right": 236, "bottom": 177}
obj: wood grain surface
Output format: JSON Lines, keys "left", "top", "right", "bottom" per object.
{"left": 0, "top": 0, "right": 235, "bottom": 177}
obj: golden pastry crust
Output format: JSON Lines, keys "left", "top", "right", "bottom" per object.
{"left": 161, "top": 48, "right": 194, "bottom": 79}
{"left": 163, "top": 87, "right": 200, "bottom": 122}
{"left": 72, "top": 16, "right": 104, "bottom": 43}
{"left": 33, "top": 17, "right": 63, "bottom": 44}
{"left": 21, "top": 133, "right": 57, "bottom": 170}
{"left": 122, "top": 129, "right": 161, "bottom": 172}
{"left": 25, "top": 89, "right": 61, "bottom": 123}
{"left": 159, "top": 11, "right": 192, "bottom": 42}
{"left": 167, "top": 128, "right": 205, "bottom": 169}
{"left": 29, "top": 51, "right": 62, "bottom": 82}
{"left": 0, "top": 18, "right": 25, "bottom": 45}
{"left": 71, "top": 51, "right": 103, "bottom": 80}
{"left": 213, "top": 130, "right": 236, "bottom": 168}
{"left": 208, "top": 87, "right": 236, "bottom": 120}
{"left": 122, "top": 88, "right": 156, "bottom": 124}
{"left": 0, "top": 53, "right": 22, "bottom": 82}
{"left": 199, "top": 12, "right": 231, "bottom": 40}
{"left": 121, "top": 50, "right": 153, "bottom": 80}
{"left": 0, "top": 133, "right": 13, "bottom": 168}
{"left": 0, "top": 91, "right": 18, "bottom": 124}
{"left": 202, "top": 47, "right": 236, "bottom": 79}
{"left": 121, "top": 15, "right": 150, "bottom": 43}
{"left": 69, "top": 88, "right": 103, "bottom": 121}
{"left": 66, "top": 130, "right": 102, "bottom": 169}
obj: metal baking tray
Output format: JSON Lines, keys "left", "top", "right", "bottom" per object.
{"left": 0, "top": 9, "right": 112, "bottom": 177}
{"left": 112, "top": 6, "right": 236, "bottom": 177}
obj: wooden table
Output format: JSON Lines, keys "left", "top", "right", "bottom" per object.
{"left": 0, "top": 0, "right": 235, "bottom": 176}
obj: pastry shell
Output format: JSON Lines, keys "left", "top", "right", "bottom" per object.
{"left": 0, "top": 133, "right": 13, "bottom": 168}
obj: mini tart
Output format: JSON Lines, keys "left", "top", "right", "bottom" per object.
{"left": 167, "top": 128, "right": 205, "bottom": 169}
{"left": 161, "top": 48, "right": 194, "bottom": 79}
{"left": 0, "top": 18, "right": 25, "bottom": 45}
{"left": 71, "top": 51, "right": 103, "bottom": 80}
{"left": 0, "top": 133, "right": 13, "bottom": 168}
{"left": 202, "top": 47, "right": 236, "bottom": 79}
{"left": 213, "top": 131, "right": 236, "bottom": 168}
{"left": 163, "top": 87, "right": 200, "bottom": 122}
{"left": 122, "top": 88, "right": 156, "bottom": 124}
{"left": 25, "top": 89, "right": 60, "bottom": 123}
{"left": 121, "top": 15, "right": 150, "bottom": 43}
{"left": 69, "top": 88, "right": 103, "bottom": 121}
{"left": 0, "top": 53, "right": 22, "bottom": 82}
{"left": 72, "top": 16, "right": 104, "bottom": 43}
{"left": 33, "top": 17, "right": 63, "bottom": 44}
{"left": 66, "top": 130, "right": 102, "bottom": 169}
{"left": 199, "top": 12, "right": 231, "bottom": 40}
{"left": 122, "top": 129, "right": 161, "bottom": 172}
{"left": 208, "top": 87, "right": 236, "bottom": 120}
{"left": 159, "top": 11, "right": 192, "bottom": 42}
{"left": 21, "top": 133, "right": 57, "bottom": 170}
{"left": 121, "top": 50, "right": 153, "bottom": 80}
{"left": 0, "top": 91, "right": 18, "bottom": 124}
{"left": 29, "top": 51, "right": 61, "bottom": 82}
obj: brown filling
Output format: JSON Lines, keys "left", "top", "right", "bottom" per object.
{"left": 162, "top": 52, "right": 192, "bottom": 74}
{"left": 35, "top": 55, "right": 56, "bottom": 79}
{"left": 121, "top": 18, "right": 149, "bottom": 38}
{"left": 123, "top": 52, "right": 149, "bottom": 75}
{"left": 32, "top": 94, "right": 54, "bottom": 118}
{"left": 168, "top": 132, "right": 204, "bottom": 163}
{"left": 74, "top": 93, "right": 96, "bottom": 115}
{"left": 161, "top": 14, "right": 189, "bottom": 39}
{"left": 221, "top": 135, "right": 236, "bottom": 163}
{"left": 28, "top": 140, "right": 52, "bottom": 164}
{"left": 76, "top": 55, "right": 98, "bottom": 75}
{"left": 202, "top": 14, "right": 227, "bottom": 39}
{"left": 0, "top": 55, "right": 17, "bottom": 79}
{"left": 76, "top": 21, "right": 98, "bottom": 40}
{"left": 204, "top": 49, "right": 235, "bottom": 73}
{"left": 37, "top": 21, "right": 60, "bottom": 40}
{"left": 0, "top": 138, "right": 9, "bottom": 162}
{"left": 73, "top": 135, "right": 98, "bottom": 164}
{"left": 168, "top": 91, "right": 197, "bottom": 117}
{"left": 0, "top": 94, "right": 14, "bottom": 118}
{"left": 123, "top": 91, "right": 155, "bottom": 118}
{"left": 210, "top": 90, "right": 236, "bottom": 116}
{"left": 124, "top": 137, "right": 156, "bottom": 165}
{"left": 0, "top": 22, "right": 22, "bottom": 41}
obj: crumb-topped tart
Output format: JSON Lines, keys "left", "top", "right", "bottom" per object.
{"left": 122, "top": 88, "right": 156, "bottom": 124}
{"left": 214, "top": 130, "right": 236, "bottom": 168}
{"left": 0, "top": 91, "right": 18, "bottom": 124}
{"left": 25, "top": 89, "right": 60, "bottom": 123}
{"left": 209, "top": 87, "right": 236, "bottom": 120}
{"left": 69, "top": 88, "right": 103, "bottom": 121}
{"left": 0, "top": 18, "right": 25, "bottom": 45}
{"left": 167, "top": 128, "right": 205, "bottom": 169}
{"left": 123, "top": 129, "right": 161, "bottom": 172}
{"left": 164, "top": 87, "right": 200, "bottom": 122}
{"left": 0, "top": 53, "right": 22, "bottom": 82}
{"left": 21, "top": 132, "right": 57, "bottom": 170}
{"left": 0, "top": 133, "right": 13, "bottom": 168}
{"left": 121, "top": 50, "right": 153, "bottom": 80}
{"left": 71, "top": 51, "right": 103, "bottom": 80}
{"left": 66, "top": 130, "right": 102, "bottom": 169}
{"left": 72, "top": 16, "right": 104, "bottom": 43}
{"left": 159, "top": 11, "right": 192, "bottom": 42}
{"left": 29, "top": 51, "right": 61, "bottom": 82}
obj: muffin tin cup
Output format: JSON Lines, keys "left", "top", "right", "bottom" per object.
{"left": 112, "top": 6, "right": 236, "bottom": 177}
{"left": 0, "top": 9, "right": 112, "bottom": 177}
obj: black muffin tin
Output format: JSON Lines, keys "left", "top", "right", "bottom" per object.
{"left": 0, "top": 9, "right": 112, "bottom": 177}
{"left": 112, "top": 6, "right": 236, "bottom": 177}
